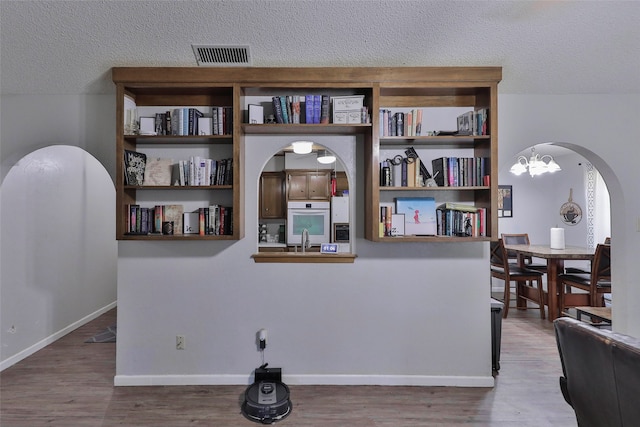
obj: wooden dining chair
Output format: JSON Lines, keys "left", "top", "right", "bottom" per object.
{"left": 491, "top": 239, "right": 546, "bottom": 319}
{"left": 558, "top": 243, "right": 611, "bottom": 314}
{"left": 500, "top": 233, "right": 547, "bottom": 273}
{"left": 564, "top": 237, "right": 610, "bottom": 274}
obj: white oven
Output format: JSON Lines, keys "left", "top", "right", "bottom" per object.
{"left": 287, "top": 201, "right": 330, "bottom": 246}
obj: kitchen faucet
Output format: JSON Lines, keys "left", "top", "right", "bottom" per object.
{"left": 301, "top": 228, "right": 310, "bottom": 253}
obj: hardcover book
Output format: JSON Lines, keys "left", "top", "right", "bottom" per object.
{"left": 395, "top": 197, "right": 437, "bottom": 236}
{"left": 163, "top": 204, "right": 184, "bottom": 235}
{"left": 124, "top": 150, "right": 146, "bottom": 186}
{"left": 143, "top": 157, "right": 174, "bottom": 186}
{"left": 183, "top": 212, "right": 199, "bottom": 234}
{"left": 320, "top": 95, "right": 330, "bottom": 124}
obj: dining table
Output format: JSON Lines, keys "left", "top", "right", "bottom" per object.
{"left": 503, "top": 244, "right": 595, "bottom": 321}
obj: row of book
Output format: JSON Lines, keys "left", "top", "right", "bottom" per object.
{"left": 126, "top": 204, "right": 232, "bottom": 236}
{"left": 378, "top": 200, "right": 486, "bottom": 238}
{"left": 431, "top": 157, "right": 490, "bottom": 187}
{"left": 272, "top": 95, "right": 327, "bottom": 124}
{"left": 380, "top": 109, "right": 424, "bottom": 137}
{"left": 123, "top": 150, "right": 232, "bottom": 186}
{"left": 148, "top": 107, "right": 232, "bottom": 136}
{"left": 456, "top": 109, "right": 489, "bottom": 136}
{"left": 174, "top": 157, "right": 232, "bottom": 186}
{"left": 436, "top": 203, "right": 487, "bottom": 237}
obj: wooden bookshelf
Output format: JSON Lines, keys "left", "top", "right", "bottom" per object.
{"left": 112, "top": 66, "right": 500, "bottom": 243}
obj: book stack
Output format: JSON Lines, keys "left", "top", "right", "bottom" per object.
{"left": 431, "top": 157, "right": 490, "bottom": 187}
{"left": 125, "top": 204, "right": 233, "bottom": 236}
{"left": 456, "top": 109, "right": 489, "bottom": 136}
{"left": 142, "top": 107, "right": 232, "bottom": 136}
{"left": 379, "top": 109, "right": 424, "bottom": 137}
{"left": 436, "top": 203, "right": 486, "bottom": 237}
{"left": 174, "top": 157, "right": 233, "bottom": 186}
{"left": 272, "top": 95, "right": 309, "bottom": 124}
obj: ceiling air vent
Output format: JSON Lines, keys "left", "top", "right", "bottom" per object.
{"left": 192, "top": 45, "right": 251, "bottom": 66}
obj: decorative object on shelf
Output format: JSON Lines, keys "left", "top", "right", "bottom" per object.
{"left": 316, "top": 150, "right": 336, "bottom": 164}
{"left": 395, "top": 197, "right": 437, "bottom": 236}
{"left": 497, "top": 185, "right": 513, "bottom": 218}
{"left": 291, "top": 141, "right": 313, "bottom": 154}
{"left": 509, "top": 147, "right": 561, "bottom": 177}
{"left": 162, "top": 221, "right": 174, "bottom": 235}
{"left": 249, "top": 104, "right": 264, "bottom": 124}
{"left": 560, "top": 188, "right": 582, "bottom": 225}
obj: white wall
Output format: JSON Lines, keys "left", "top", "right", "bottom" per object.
{"left": 2, "top": 92, "right": 638, "bottom": 384}
{"left": 0, "top": 94, "right": 117, "bottom": 369}
{"left": 498, "top": 150, "right": 590, "bottom": 245}
{"left": 115, "top": 133, "right": 494, "bottom": 387}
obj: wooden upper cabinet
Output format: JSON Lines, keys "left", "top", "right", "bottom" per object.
{"left": 260, "top": 172, "right": 285, "bottom": 219}
{"left": 286, "top": 170, "right": 331, "bottom": 201}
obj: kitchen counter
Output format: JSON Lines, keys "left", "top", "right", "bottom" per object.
{"left": 258, "top": 242, "right": 287, "bottom": 248}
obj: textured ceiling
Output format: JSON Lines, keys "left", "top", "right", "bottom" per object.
{"left": 1, "top": 0, "right": 639, "bottom": 95}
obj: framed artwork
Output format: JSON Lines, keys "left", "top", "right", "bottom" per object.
{"left": 395, "top": 197, "right": 436, "bottom": 235}
{"left": 498, "top": 185, "right": 513, "bottom": 218}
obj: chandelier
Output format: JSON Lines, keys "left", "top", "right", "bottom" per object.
{"left": 510, "top": 147, "right": 561, "bottom": 177}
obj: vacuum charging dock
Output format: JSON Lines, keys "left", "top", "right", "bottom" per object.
{"left": 241, "top": 365, "right": 291, "bottom": 424}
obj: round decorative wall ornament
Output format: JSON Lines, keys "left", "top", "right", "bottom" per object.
{"left": 560, "top": 188, "right": 582, "bottom": 225}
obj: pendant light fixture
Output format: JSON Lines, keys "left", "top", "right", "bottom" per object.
{"left": 510, "top": 147, "right": 561, "bottom": 177}
{"left": 316, "top": 149, "right": 336, "bottom": 164}
{"left": 291, "top": 141, "right": 313, "bottom": 154}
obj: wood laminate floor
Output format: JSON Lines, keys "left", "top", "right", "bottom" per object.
{"left": 1, "top": 307, "right": 577, "bottom": 426}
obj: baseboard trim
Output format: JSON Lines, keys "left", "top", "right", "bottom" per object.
{"left": 0, "top": 301, "right": 117, "bottom": 372}
{"left": 114, "top": 373, "right": 494, "bottom": 388}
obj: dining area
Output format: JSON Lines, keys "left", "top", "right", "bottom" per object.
{"left": 491, "top": 233, "right": 612, "bottom": 323}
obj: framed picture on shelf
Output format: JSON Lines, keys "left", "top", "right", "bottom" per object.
{"left": 395, "top": 197, "right": 436, "bottom": 236}
{"left": 498, "top": 185, "right": 513, "bottom": 218}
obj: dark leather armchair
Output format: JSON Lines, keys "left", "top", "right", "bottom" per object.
{"left": 554, "top": 317, "right": 640, "bottom": 427}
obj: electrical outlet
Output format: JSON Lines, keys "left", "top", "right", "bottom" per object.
{"left": 176, "top": 335, "right": 185, "bottom": 350}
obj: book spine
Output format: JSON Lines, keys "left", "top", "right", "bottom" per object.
{"left": 313, "top": 95, "right": 321, "bottom": 124}
{"left": 299, "top": 95, "right": 306, "bottom": 123}
{"left": 188, "top": 108, "right": 195, "bottom": 135}
{"left": 305, "top": 95, "right": 314, "bottom": 124}
{"left": 285, "top": 96, "right": 293, "bottom": 124}
{"left": 401, "top": 160, "right": 408, "bottom": 187}
{"left": 279, "top": 96, "right": 289, "bottom": 124}
{"left": 320, "top": 95, "right": 330, "bottom": 124}
{"left": 292, "top": 96, "right": 300, "bottom": 124}
{"left": 165, "top": 111, "right": 171, "bottom": 135}
{"left": 396, "top": 112, "right": 403, "bottom": 136}
{"left": 272, "top": 97, "right": 284, "bottom": 124}
{"left": 199, "top": 208, "right": 205, "bottom": 236}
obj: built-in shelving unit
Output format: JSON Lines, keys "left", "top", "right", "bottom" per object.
{"left": 112, "top": 67, "right": 500, "bottom": 247}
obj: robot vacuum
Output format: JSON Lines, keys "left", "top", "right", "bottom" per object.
{"left": 241, "top": 365, "right": 291, "bottom": 424}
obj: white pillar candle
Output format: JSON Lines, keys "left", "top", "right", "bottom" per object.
{"left": 550, "top": 227, "right": 565, "bottom": 250}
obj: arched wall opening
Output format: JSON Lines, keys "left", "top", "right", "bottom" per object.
{"left": 498, "top": 141, "right": 621, "bottom": 323}
{"left": 1, "top": 145, "right": 117, "bottom": 370}
{"left": 256, "top": 142, "right": 353, "bottom": 254}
